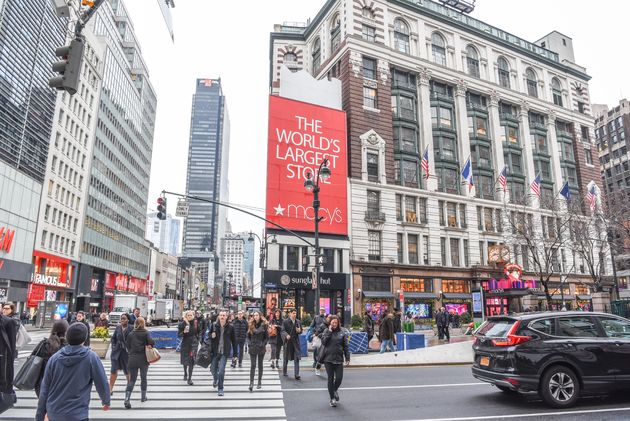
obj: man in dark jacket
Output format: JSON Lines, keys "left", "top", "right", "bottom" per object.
{"left": 281, "top": 309, "right": 302, "bottom": 379}
{"left": 309, "top": 307, "right": 326, "bottom": 368}
{"left": 0, "top": 313, "right": 17, "bottom": 414}
{"left": 379, "top": 313, "right": 396, "bottom": 353}
{"left": 208, "top": 310, "right": 236, "bottom": 396}
{"left": 36, "top": 322, "right": 110, "bottom": 421}
{"left": 74, "top": 311, "right": 90, "bottom": 347}
{"left": 439, "top": 307, "right": 451, "bottom": 342}
{"left": 231, "top": 310, "right": 247, "bottom": 368}
{"left": 435, "top": 308, "right": 444, "bottom": 339}
{"left": 393, "top": 311, "right": 402, "bottom": 334}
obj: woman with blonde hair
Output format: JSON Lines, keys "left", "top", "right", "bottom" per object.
{"left": 178, "top": 310, "right": 201, "bottom": 385}
{"left": 247, "top": 311, "right": 268, "bottom": 392}
{"left": 124, "top": 317, "right": 154, "bottom": 409}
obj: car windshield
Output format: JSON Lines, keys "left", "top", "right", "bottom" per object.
{"left": 476, "top": 319, "right": 516, "bottom": 338}
{"left": 112, "top": 307, "right": 129, "bottom": 313}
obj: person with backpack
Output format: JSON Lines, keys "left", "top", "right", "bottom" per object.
{"left": 124, "top": 317, "right": 154, "bottom": 408}
{"left": 247, "top": 311, "right": 268, "bottom": 392}
{"left": 109, "top": 313, "right": 132, "bottom": 395}
{"left": 31, "top": 320, "right": 68, "bottom": 397}
{"left": 320, "top": 315, "right": 350, "bottom": 407}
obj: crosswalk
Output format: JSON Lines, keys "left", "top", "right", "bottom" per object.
{"left": 6, "top": 353, "right": 287, "bottom": 420}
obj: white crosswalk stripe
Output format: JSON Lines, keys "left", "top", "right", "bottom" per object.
{"left": 6, "top": 356, "right": 287, "bottom": 420}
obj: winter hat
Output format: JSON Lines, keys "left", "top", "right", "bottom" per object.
{"left": 67, "top": 322, "right": 88, "bottom": 346}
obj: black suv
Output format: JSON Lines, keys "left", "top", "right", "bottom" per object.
{"left": 472, "top": 311, "right": 630, "bottom": 408}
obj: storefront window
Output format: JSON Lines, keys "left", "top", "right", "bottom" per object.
{"left": 363, "top": 276, "right": 391, "bottom": 291}
{"left": 287, "top": 246, "right": 299, "bottom": 270}
{"left": 574, "top": 285, "right": 589, "bottom": 295}
{"left": 365, "top": 300, "right": 390, "bottom": 321}
{"left": 400, "top": 278, "right": 432, "bottom": 292}
{"left": 441, "top": 280, "right": 469, "bottom": 293}
{"left": 323, "top": 248, "right": 335, "bottom": 272}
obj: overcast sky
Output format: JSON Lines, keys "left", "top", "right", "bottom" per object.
{"left": 124, "top": 0, "right": 629, "bottom": 238}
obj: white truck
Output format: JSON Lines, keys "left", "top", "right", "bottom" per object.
{"left": 109, "top": 294, "right": 148, "bottom": 325}
{"left": 162, "top": 299, "right": 184, "bottom": 323}
{"left": 147, "top": 300, "right": 167, "bottom": 325}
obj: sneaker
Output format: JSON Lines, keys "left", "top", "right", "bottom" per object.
{"left": 330, "top": 399, "right": 337, "bottom": 407}
{"left": 295, "top": 375, "right": 301, "bottom": 380}
{"left": 334, "top": 391, "right": 339, "bottom": 402}
{"left": 315, "top": 368, "right": 321, "bottom": 376}
{"left": 218, "top": 389, "right": 224, "bottom": 397}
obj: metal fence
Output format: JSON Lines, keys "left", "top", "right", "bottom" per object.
{"left": 611, "top": 300, "right": 630, "bottom": 318}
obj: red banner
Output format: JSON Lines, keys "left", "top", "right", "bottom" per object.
{"left": 266, "top": 95, "right": 348, "bottom": 235}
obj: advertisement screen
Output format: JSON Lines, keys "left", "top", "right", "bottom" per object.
{"left": 54, "top": 303, "right": 68, "bottom": 320}
{"left": 265, "top": 292, "right": 279, "bottom": 320}
{"left": 406, "top": 303, "right": 431, "bottom": 318}
{"left": 365, "top": 302, "right": 389, "bottom": 321}
{"left": 266, "top": 95, "right": 348, "bottom": 235}
{"left": 445, "top": 303, "right": 469, "bottom": 315}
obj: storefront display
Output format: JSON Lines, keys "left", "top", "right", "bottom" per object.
{"left": 445, "top": 303, "right": 468, "bottom": 315}
{"left": 482, "top": 263, "right": 540, "bottom": 316}
{"left": 406, "top": 303, "right": 431, "bottom": 319}
{"left": 365, "top": 301, "right": 389, "bottom": 321}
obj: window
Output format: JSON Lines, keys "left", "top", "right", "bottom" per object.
{"left": 450, "top": 238, "right": 460, "bottom": 266}
{"left": 368, "top": 231, "right": 382, "bottom": 261}
{"left": 439, "top": 200, "right": 445, "bottom": 226}
{"left": 442, "top": 280, "right": 468, "bottom": 293}
{"left": 287, "top": 246, "right": 299, "bottom": 270}
{"left": 497, "top": 57, "right": 510, "bottom": 88}
{"left": 459, "top": 204, "right": 467, "bottom": 228}
{"left": 431, "top": 32, "right": 447, "bottom": 65}
{"left": 41, "top": 231, "right": 47, "bottom": 248}
{"left": 284, "top": 52, "right": 297, "bottom": 63}
{"left": 529, "top": 318, "right": 556, "bottom": 336}
{"left": 447, "top": 202, "right": 457, "bottom": 227}
{"left": 323, "top": 248, "right": 335, "bottom": 272}
{"left": 432, "top": 106, "right": 453, "bottom": 129}
{"left": 362, "top": 24, "right": 376, "bottom": 43}
{"left": 363, "top": 57, "right": 377, "bottom": 79}
{"left": 367, "top": 190, "right": 380, "bottom": 214}
{"left": 440, "top": 237, "right": 447, "bottom": 266}
{"left": 396, "top": 194, "right": 403, "bottom": 221}
{"left": 402, "top": 160, "right": 418, "bottom": 187}
{"left": 362, "top": 6, "right": 375, "bottom": 19}
{"left": 466, "top": 45, "right": 480, "bottom": 78}
{"left": 312, "top": 38, "right": 321, "bottom": 73}
{"left": 367, "top": 152, "right": 379, "bottom": 182}
{"left": 422, "top": 236, "right": 430, "bottom": 264}
{"left": 585, "top": 149, "right": 593, "bottom": 165}
{"left": 393, "top": 18, "right": 410, "bottom": 54}
{"left": 397, "top": 233, "right": 404, "bottom": 263}
{"left": 525, "top": 68, "right": 538, "bottom": 98}
{"left": 484, "top": 208, "right": 494, "bottom": 231}
{"left": 330, "top": 14, "right": 341, "bottom": 53}
{"left": 557, "top": 317, "right": 599, "bottom": 338}
{"left": 362, "top": 276, "right": 390, "bottom": 291}
{"left": 577, "top": 101, "right": 586, "bottom": 114}
{"left": 599, "top": 317, "right": 630, "bottom": 338}
{"left": 463, "top": 239, "right": 469, "bottom": 267}
{"left": 496, "top": 209, "right": 503, "bottom": 232}
{"left": 396, "top": 126, "right": 417, "bottom": 152}
{"left": 363, "top": 86, "right": 377, "bottom": 108}
{"left": 551, "top": 78, "right": 563, "bottom": 106}
{"left": 405, "top": 196, "right": 417, "bottom": 222}
{"left": 408, "top": 234, "right": 418, "bottom": 264}
{"left": 437, "top": 167, "right": 459, "bottom": 194}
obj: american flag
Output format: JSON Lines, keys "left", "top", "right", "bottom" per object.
{"left": 530, "top": 173, "right": 541, "bottom": 197}
{"left": 586, "top": 183, "right": 598, "bottom": 211}
{"left": 421, "top": 145, "right": 430, "bottom": 180}
{"left": 498, "top": 166, "right": 508, "bottom": 192}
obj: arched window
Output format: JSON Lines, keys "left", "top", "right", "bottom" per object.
{"left": 312, "top": 38, "right": 321, "bottom": 73}
{"left": 431, "top": 32, "right": 446, "bottom": 66}
{"left": 393, "top": 18, "right": 410, "bottom": 54}
{"left": 497, "top": 57, "right": 510, "bottom": 88}
{"left": 466, "top": 45, "right": 479, "bottom": 78}
{"left": 525, "top": 68, "right": 538, "bottom": 97}
{"left": 551, "top": 77, "right": 563, "bottom": 107}
{"left": 330, "top": 14, "right": 341, "bottom": 53}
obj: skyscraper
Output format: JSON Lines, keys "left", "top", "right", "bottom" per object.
{"left": 146, "top": 212, "right": 181, "bottom": 256}
{"left": 0, "top": 0, "right": 66, "bottom": 312}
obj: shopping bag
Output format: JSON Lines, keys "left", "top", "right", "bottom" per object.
{"left": 145, "top": 346, "right": 161, "bottom": 364}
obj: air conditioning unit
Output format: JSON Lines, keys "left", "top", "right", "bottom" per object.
{"left": 52, "top": 0, "right": 70, "bottom": 17}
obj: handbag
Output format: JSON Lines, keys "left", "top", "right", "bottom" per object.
{"left": 145, "top": 346, "right": 161, "bottom": 364}
{"left": 311, "top": 335, "right": 322, "bottom": 348}
{"left": 195, "top": 344, "right": 212, "bottom": 368}
{"left": 268, "top": 324, "right": 277, "bottom": 337}
{"left": 16, "top": 324, "right": 31, "bottom": 350}
{"left": 13, "top": 340, "right": 46, "bottom": 391}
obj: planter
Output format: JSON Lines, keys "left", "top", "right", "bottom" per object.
{"left": 90, "top": 338, "right": 110, "bottom": 359}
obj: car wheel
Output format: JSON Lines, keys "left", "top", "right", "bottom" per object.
{"left": 496, "top": 385, "right": 516, "bottom": 394}
{"left": 540, "top": 365, "right": 580, "bottom": 408}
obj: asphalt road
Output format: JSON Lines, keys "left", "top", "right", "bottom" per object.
{"left": 280, "top": 365, "right": 630, "bottom": 421}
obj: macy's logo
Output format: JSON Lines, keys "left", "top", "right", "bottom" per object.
{"left": 273, "top": 203, "right": 343, "bottom": 225}
{"left": 0, "top": 227, "right": 15, "bottom": 254}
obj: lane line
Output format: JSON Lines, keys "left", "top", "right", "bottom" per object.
{"left": 281, "top": 382, "right": 485, "bottom": 392}
{"left": 394, "top": 406, "right": 630, "bottom": 421}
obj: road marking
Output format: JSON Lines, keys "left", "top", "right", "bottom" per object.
{"left": 395, "top": 406, "right": 630, "bottom": 421}
{"left": 281, "top": 382, "right": 485, "bottom": 392}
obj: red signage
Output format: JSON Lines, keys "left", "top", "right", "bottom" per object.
{"left": 266, "top": 95, "right": 348, "bottom": 235}
{"left": 0, "top": 226, "right": 15, "bottom": 253}
{"left": 105, "top": 272, "right": 148, "bottom": 295}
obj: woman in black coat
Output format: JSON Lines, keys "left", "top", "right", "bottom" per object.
{"left": 124, "top": 317, "right": 154, "bottom": 409}
{"left": 178, "top": 310, "right": 201, "bottom": 385}
{"left": 33, "top": 320, "right": 68, "bottom": 397}
{"left": 247, "top": 311, "right": 268, "bottom": 392}
{"left": 269, "top": 309, "right": 283, "bottom": 369}
{"left": 109, "top": 313, "right": 132, "bottom": 394}
{"left": 320, "top": 315, "right": 350, "bottom": 408}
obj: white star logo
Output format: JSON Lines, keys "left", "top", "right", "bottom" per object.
{"left": 274, "top": 203, "right": 285, "bottom": 216}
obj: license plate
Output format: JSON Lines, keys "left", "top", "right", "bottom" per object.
{"left": 480, "top": 356, "right": 490, "bottom": 366}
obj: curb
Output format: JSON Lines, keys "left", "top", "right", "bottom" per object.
{"left": 346, "top": 361, "right": 473, "bottom": 368}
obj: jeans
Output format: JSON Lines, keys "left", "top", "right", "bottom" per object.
{"left": 233, "top": 341, "right": 245, "bottom": 365}
{"left": 379, "top": 339, "right": 396, "bottom": 353}
{"left": 211, "top": 353, "right": 228, "bottom": 390}
{"left": 249, "top": 353, "right": 264, "bottom": 383}
{"left": 126, "top": 365, "right": 148, "bottom": 394}
{"left": 324, "top": 362, "right": 343, "bottom": 400}
{"left": 282, "top": 349, "right": 300, "bottom": 377}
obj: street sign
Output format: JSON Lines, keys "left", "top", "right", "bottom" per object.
{"left": 175, "top": 199, "right": 189, "bottom": 217}
{"left": 238, "top": 296, "right": 242, "bottom": 304}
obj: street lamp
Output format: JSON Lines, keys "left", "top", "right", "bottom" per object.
{"left": 303, "top": 158, "right": 332, "bottom": 315}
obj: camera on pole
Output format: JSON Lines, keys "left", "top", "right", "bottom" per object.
{"left": 157, "top": 196, "right": 167, "bottom": 220}
{"left": 48, "top": 38, "right": 85, "bottom": 95}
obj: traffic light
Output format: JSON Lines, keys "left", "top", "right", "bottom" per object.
{"left": 157, "top": 197, "right": 167, "bottom": 220}
{"left": 49, "top": 38, "right": 85, "bottom": 95}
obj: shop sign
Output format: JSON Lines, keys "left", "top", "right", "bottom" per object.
{"left": 32, "top": 273, "right": 67, "bottom": 288}
{"left": 265, "top": 95, "right": 348, "bottom": 235}
{"left": 0, "top": 226, "right": 16, "bottom": 254}
{"left": 264, "top": 270, "right": 347, "bottom": 290}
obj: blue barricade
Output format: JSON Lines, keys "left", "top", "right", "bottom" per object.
{"left": 151, "top": 328, "right": 180, "bottom": 349}
{"left": 395, "top": 333, "right": 425, "bottom": 350}
{"left": 299, "top": 333, "right": 308, "bottom": 357}
{"left": 348, "top": 331, "right": 369, "bottom": 354}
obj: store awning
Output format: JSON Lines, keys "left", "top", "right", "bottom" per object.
{"left": 442, "top": 293, "right": 472, "bottom": 300}
{"left": 362, "top": 291, "right": 394, "bottom": 299}
{"left": 577, "top": 295, "right": 592, "bottom": 301}
{"left": 404, "top": 292, "right": 436, "bottom": 299}
{"left": 550, "top": 295, "right": 568, "bottom": 300}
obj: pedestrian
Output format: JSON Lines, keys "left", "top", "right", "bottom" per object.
{"left": 231, "top": 310, "right": 247, "bottom": 368}
{"left": 363, "top": 311, "right": 374, "bottom": 341}
{"left": 313, "top": 314, "right": 332, "bottom": 376}
{"left": 438, "top": 307, "right": 450, "bottom": 342}
{"left": 247, "top": 311, "right": 268, "bottom": 392}
{"left": 281, "top": 309, "right": 302, "bottom": 380}
{"left": 435, "top": 308, "right": 444, "bottom": 340}
{"left": 208, "top": 310, "right": 236, "bottom": 396}
{"left": 32, "top": 320, "right": 69, "bottom": 397}
{"left": 109, "top": 313, "right": 132, "bottom": 395}
{"left": 379, "top": 313, "right": 396, "bottom": 353}
{"left": 0, "top": 312, "right": 17, "bottom": 412}
{"left": 320, "top": 315, "right": 350, "bottom": 407}
{"left": 74, "top": 311, "right": 91, "bottom": 347}
{"left": 31, "top": 309, "right": 37, "bottom": 326}
{"left": 393, "top": 310, "right": 402, "bottom": 334}
{"left": 178, "top": 310, "right": 201, "bottom": 385}
{"left": 268, "top": 309, "right": 283, "bottom": 369}
{"left": 124, "top": 317, "right": 154, "bottom": 408}
{"left": 195, "top": 310, "right": 206, "bottom": 338}
{"left": 95, "top": 313, "right": 109, "bottom": 328}
{"left": 35, "top": 322, "right": 110, "bottom": 421}
{"left": 309, "top": 307, "right": 326, "bottom": 369}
